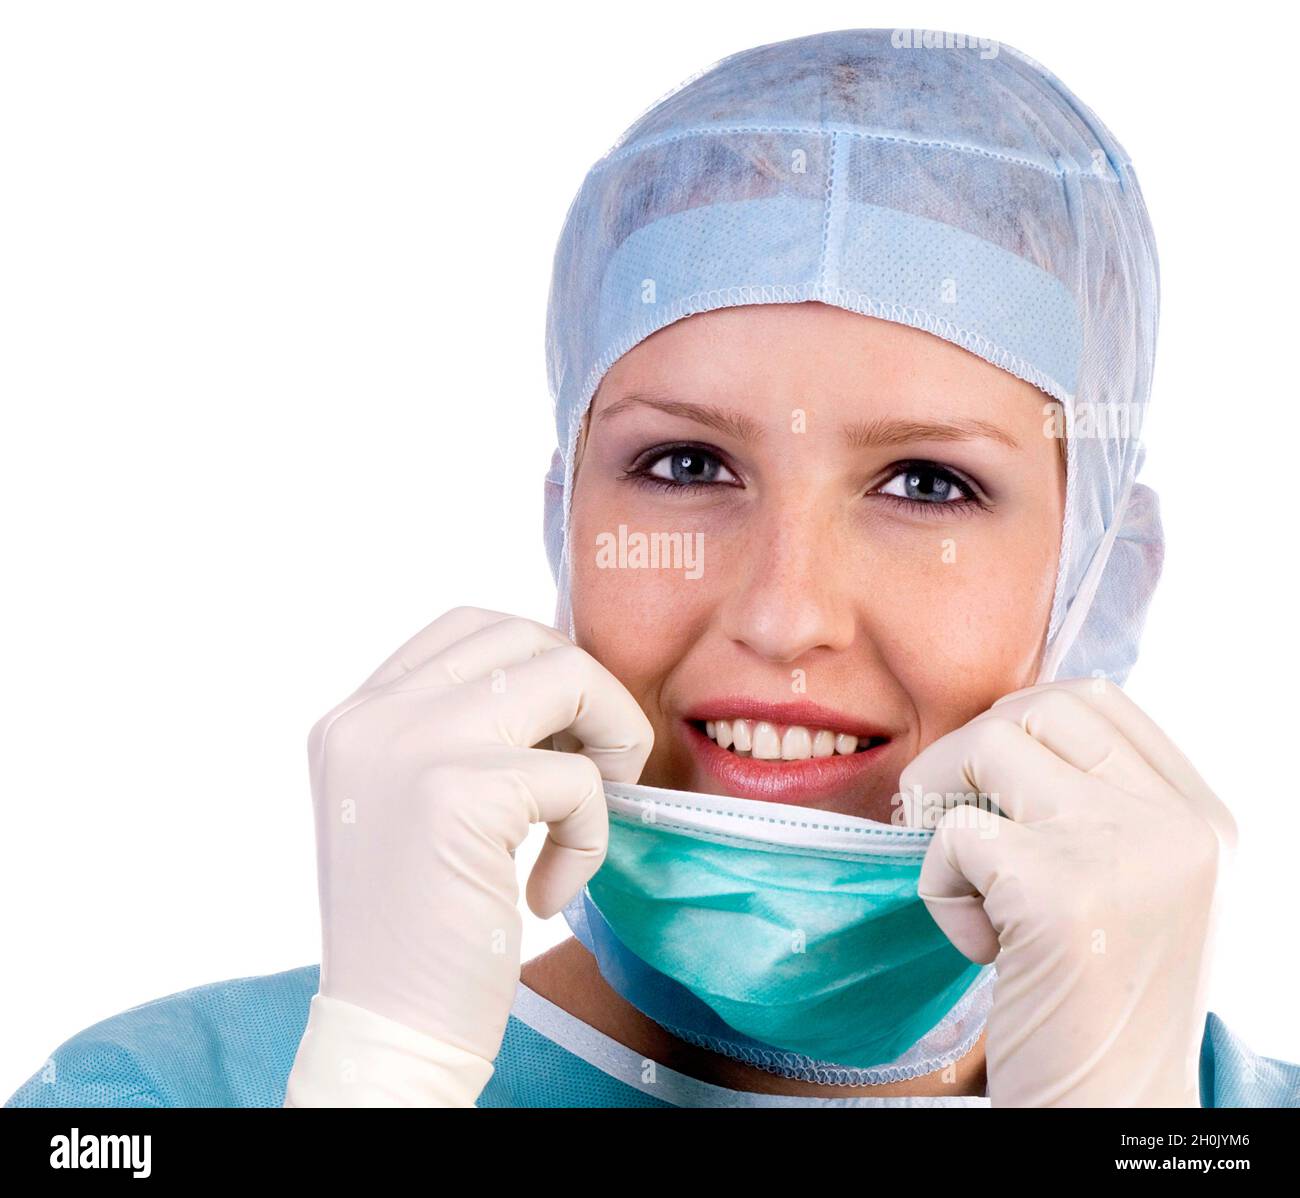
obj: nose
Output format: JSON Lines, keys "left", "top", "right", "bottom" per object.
{"left": 717, "top": 496, "right": 857, "bottom": 663}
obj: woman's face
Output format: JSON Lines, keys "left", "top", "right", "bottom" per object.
{"left": 568, "top": 302, "right": 1065, "bottom": 821}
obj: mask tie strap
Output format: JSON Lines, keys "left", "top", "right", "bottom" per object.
{"left": 1036, "top": 470, "right": 1136, "bottom": 685}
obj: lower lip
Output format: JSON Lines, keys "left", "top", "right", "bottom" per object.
{"left": 682, "top": 721, "right": 893, "bottom": 806}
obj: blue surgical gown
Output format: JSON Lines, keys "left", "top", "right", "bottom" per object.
{"left": 6, "top": 964, "right": 1299, "bottom": 1108}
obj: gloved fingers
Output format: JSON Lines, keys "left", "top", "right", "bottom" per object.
{"left": 919, "top": 894, "right": 1000, "bottom": 965}
{"left": 461, "top": 644, "right": 654, "bottom": 784}
{"left": 358, "top": 606, "right": 539, "bottom": 693}
{"left": 977, "top": 686, "right": 1173, "bottom": 805}
{"left": 504, "top": 748, "right": 609, "bottom": 919}
{"left": 900, "top": 714, "right": 1106, "bottom": 826}
{"left": 383, "top": 615, "right": 569, "bottom": 692}
{"left": 994, "top": 679, "right": 1236, "bottom": 846}
{"left": 419, "top": 745, "right": 606, "bottom": 884}
{"left": 918, "top": 804, "right": 1023, "bottom": 964}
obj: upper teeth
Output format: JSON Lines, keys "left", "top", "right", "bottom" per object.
{"left": 703, "top": 719, "right": 863, "bottom": 760}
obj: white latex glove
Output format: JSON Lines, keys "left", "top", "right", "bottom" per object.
{"left": 898, "top": 678, "right": 1237, "bottom": 1108}
{"left": 284, "top": 606, "right": 654, "bottom": 1107}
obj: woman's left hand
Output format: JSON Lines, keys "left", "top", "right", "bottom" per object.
{"left": 898, "top": 678, "right": 1237, "bottom": 1107}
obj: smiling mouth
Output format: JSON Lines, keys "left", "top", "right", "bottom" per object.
{"left": 689, "top": 718, "right": 888, "bottom": 760}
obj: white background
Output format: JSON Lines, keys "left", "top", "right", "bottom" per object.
{"left": 3, "top": 2, "right": 1296, "bottom": 1098}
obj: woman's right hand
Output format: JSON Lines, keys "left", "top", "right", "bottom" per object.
{"left": 286, "top": 606, "right": 654, "bottom": 1105}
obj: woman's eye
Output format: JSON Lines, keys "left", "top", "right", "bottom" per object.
{"left": 644, "top": 448, "right": 737, "bottom": 486}
{"left": 876, "top": 463, "right": 971, "bottom": 504}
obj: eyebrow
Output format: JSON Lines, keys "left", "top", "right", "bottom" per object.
{"left": 595, "top": 393, "right": 765, "bottom": 443}
{"left": 840, "top": 415, "right": 1021, "bottom": 451}
{"left": 596, "top": 392, "right": 1021, "bottom": 451}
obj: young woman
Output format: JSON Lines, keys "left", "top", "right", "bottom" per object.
{"left": 10, "top": 29, "right": 1299, "bottom": 1109}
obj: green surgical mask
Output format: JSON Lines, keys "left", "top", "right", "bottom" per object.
{"left": 573, "top": 781, "right": 989, "bottom": 1071}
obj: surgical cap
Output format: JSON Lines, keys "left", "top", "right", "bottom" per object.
{"left": 542, "top": 28, "right": 1163, "bottom": 686}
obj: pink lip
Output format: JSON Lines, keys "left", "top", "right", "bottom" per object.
{"left": 678, "top": 698, "right": 895, "bottom": 807}
{"left": 683, "top": 723, "right": 893, "bottom": 806}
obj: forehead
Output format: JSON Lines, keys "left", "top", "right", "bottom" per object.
{"left": 592, "top": 302, "right": 1053, "bottom": 430}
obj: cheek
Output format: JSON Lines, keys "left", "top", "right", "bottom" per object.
{"left": 567, "top": 490, "right": 721, "bottom": 711}
{"left": 861, "top": 512, "right": 1060, "bottom": 722}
